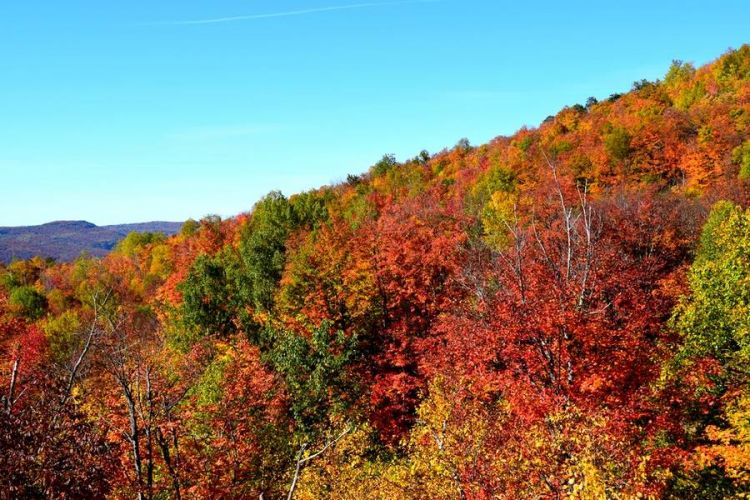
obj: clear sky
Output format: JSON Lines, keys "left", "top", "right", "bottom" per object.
{"left": 1, "top": 1, "right": 748, "bottom": 226}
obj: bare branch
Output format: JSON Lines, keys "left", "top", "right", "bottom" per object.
{"left": 287, "top": 426, "right": 352, "bottom": 500}
{"left": 4, "top": 356, "right": 20, "bottom": 414}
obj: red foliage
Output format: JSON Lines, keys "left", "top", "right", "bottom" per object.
{"left": 353, "top": 193, "right": 468, "bottom": 442}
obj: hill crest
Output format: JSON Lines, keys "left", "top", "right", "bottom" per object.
{"left": 0, "top": 220, "right": 183, "bottom": 263}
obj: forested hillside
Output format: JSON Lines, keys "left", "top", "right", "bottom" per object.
{"left": 2, "top": 46, "right": 750, "bottom": 498}
{"left": 0, "top": 220, "right": 183, "bottom": 263}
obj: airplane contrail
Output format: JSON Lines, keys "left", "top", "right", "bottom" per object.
{"left": 153, "top": 0, "right": 440, "bottom": 26}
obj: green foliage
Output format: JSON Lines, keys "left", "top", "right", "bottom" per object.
{"left": 163, "top": 316, "right": 204, "bottom": 354}
{"left": 179, "top": 250, "right": 241, "bottom": 337}
{"left": 675, "top": 81, "right": 706, "bottom": 110}
{"left": 463, "top": 164, "right": 521, "bottom": 249}
{"left": 715, "top": 45, "right": 750, "bottom": 82}
{"left": 467, "top": 165, "right": 517, "bottom": 214}
{"left": 570, "top": 103, "right": 586, "bottom": 114}
{"left": 43, "top": 310, "right": 81, "bottom": 362}
{"left": 549, "top": 139, "right": 574, "bottom": 158}
{"left": 9, "top": 286, "right": 47, "bottom": 320}
{"left": 370, "top": 154, "right": 398, "bottom": 177}
{"left": 664, "top": 60, "right": 696, "bottom": 88}
{"left": 515, "top": 135, "right": 533, "bottom": 153}
{"left": 198, "top": 214, "right": 223, "bottom": 234}
{"left": 697, "top": 125, "right": 713, "bottom": 145}
{"left": 732, "top": 140, "right": 750, "bottom": 180}
{"left": 193, "top": 353, "right": 230, "bottom": 408}
{"left": 179, "top": 190, "right": 331, "bottom": 340}
{"left": 238, "top": 191, "right": 297, "bottom": 315}
{"left": 634, "top": 80, "right": 672, "bottom": 105}
{"left": 342, "top": 190, "right": 377, "bottom": 229}
{"left": 184, "top": 351, "right": 233, "bottom": 438}
{"left": 603, "top": 126, "right": 631, "bottom": 161}
{"left": 384, "top": 160, "right": 427, "bottom": 197}
{"left": 68, "top": 256, "right": 118, "bottom": 311}
{"left": 346, "top": 174, "right": 362, "bottom": 186}
{"left": 262, "top": 322, "right": 358, "bottom": 439}
{"left": 415, "top": 149, "right": 431, "bottom": 165}
{"left": 1, "top": 269, "right": 22, "bottom": 290}
{"left": 180, "top": 218, "right": 200, "bottom": 237}
{"left": 480, "top": 191, "right": 520, "bottom": 250}
{"left": 667, "top": 193, "right": 750, "bottom": 493}
{"left": 673, "top": 202, "right": 750, "bottom": 372}
{"left": 661, "top": 202, "right": 750, "bottom": 497}
{"left": 115, "top": 231, "right": 166, "bottom": 257}
{"left": 455, "top": 138, "right": 472, "bottom": 152}
{"left": 670, "top": 200, "right": 750, "bottom": 376}
{"left": 569, "top": 154, "right": 594, "bottom": 186}
{"left": 632, "top": 79, "right": 654, "bottom": 91}
{"left": 289, "top": 190, "right": 330, "bottom": 230}
{"left": 237, "top": 190, "right": 330, "bottom": 320}
{"left": 697, "top": 201, "right": 738, "bottom": 262}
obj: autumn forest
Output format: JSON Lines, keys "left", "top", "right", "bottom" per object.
{"left": 3, "top": 46, "right": 750, "bottom": 498}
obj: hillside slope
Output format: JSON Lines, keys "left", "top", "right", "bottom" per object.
{"left": 0, "top": 220, "right": 183, "bottom": 263}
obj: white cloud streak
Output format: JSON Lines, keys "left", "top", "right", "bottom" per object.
{"left": 151, "top": 0, "right": 439, "bottom": 26}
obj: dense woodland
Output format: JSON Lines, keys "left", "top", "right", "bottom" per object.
{"left": 2, "top": 47, "right": 750, "bottom": 498}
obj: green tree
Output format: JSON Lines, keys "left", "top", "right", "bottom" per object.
{"left": 370, "top": 154, "right": 398, "bottom": 177}
{"left": 603, "top": 126, "right": 631, "bottom": 161}
{"left": 261, "top": 322, "right": 359, "bottom": 440}
{"left": 672, "top": 201, "right": 750, "bottom": 369}
{"left": 180, "top": 218, "right": 199, "bottom": 237}
{"left": 238, "top": 191, "right": 296, "bottom": 315}
{"left": 667, "top": 201, "right": 750, "bottom": 496}
{"left": 664, "top": 60, "right": 696, "bottom": 87}
{"left": 179, "top": 249, "right": 241, "bottom": 337}
{"left": 289, "top": 190, "right": 330, "bottom": 230}
{"left": 237, "top": 190, "right": 329, "bottom": 322}
{"left": 9, "top": 286, "right": 47, "bottom": 320}
{"left": 115, "top": 231, "right": 166, "bottom": 257}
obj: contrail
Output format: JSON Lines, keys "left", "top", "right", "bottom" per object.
{"left": 151, "top": 0, "right": 439, "bottom": 26}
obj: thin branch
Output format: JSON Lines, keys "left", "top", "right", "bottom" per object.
{"left": 5, "top": 356, "right": 20, "bottom": 414}
{"left": 287, "top": 426, "right": 352, "bottom": 500}
{"left": 60, "top": 289, "right": 112, "bottom": 407}
{"left": 299, "top": 426, "right": 351, "bottom": 466}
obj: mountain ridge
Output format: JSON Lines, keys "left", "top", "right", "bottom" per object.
{"left": 0, "top": 220, "right": 183, "bottom": 263}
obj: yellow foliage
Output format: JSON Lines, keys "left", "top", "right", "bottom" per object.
{"left": 295, "top": 378, "right": 506, "bottom": 499}
{"left": 481, "top": 191, "right": 525, "bottom": 250}
{"left": 695, "top": 393, "right": 750, "bottom": 489}
{"left": 42, "top": 309, "right": 81, "bottom": 361}
{"left": 294, "top": 425, "right": 410, "bottom": 499}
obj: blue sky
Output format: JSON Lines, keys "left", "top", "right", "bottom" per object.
{"left": 1, "top": 0, "right": 748, "bottom": 225}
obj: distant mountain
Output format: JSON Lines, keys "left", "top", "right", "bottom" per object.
{"left": 0, "top": 220, "right": 183, "bottom": 263}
